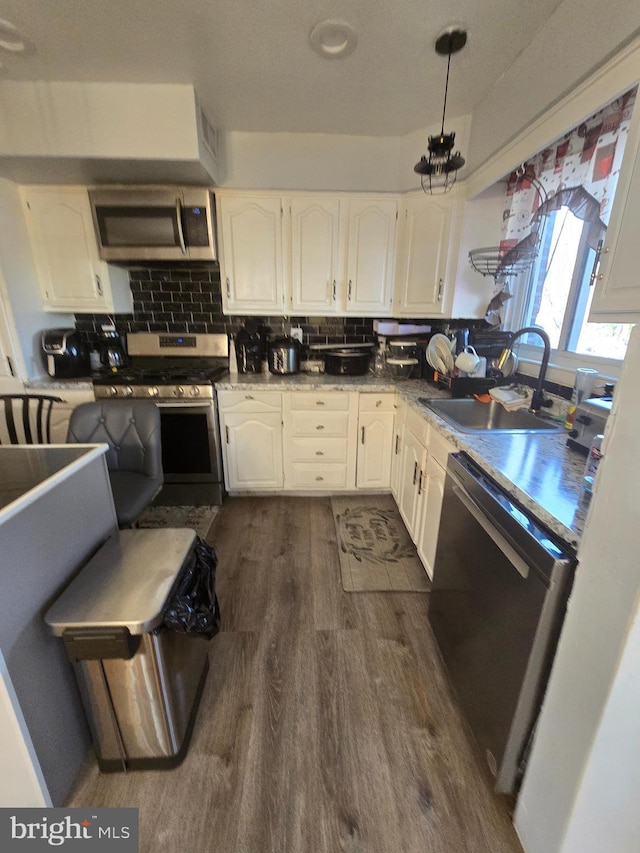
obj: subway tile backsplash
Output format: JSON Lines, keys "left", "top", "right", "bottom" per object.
{"left": 74, "top": 265, "right": 382, "bottom": 348}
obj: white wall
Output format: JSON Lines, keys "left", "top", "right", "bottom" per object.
{"left": 0, "top": 651, "right": 50, "bottom": 807}
{"left": 467, "top": 0, "right": 640, "bottom": 176}
{"left": 515, "top": 323, "right": 640, "bottom": 853}
{"left": 219, "top": 115, "right": 471, "bottom": 193}
{"left": 0, "top": 177, "right": 73, "bottom": 380}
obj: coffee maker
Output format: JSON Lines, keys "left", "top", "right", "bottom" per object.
{"left": 235, "top": 321, "right": 270, "bottom": 373}
{"left": 100, "top": 329, "right": 129, "bottom": 370}
{"left": 41, "top": 328, "right": 90, "bottom": 378}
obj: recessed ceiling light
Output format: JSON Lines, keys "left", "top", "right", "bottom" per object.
{"left": 309, "top": 19, "right": 357, "bottom": 59}
{"left": 0, "top": 17, "right": 35, "bottom": 55}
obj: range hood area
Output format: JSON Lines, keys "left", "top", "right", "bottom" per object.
{"left": 0, "top": 81, "right": 222, "bottom": 186}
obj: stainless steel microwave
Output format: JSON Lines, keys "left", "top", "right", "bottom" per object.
{"left": 89, "top": 188, "right": 217, "bottom": 262}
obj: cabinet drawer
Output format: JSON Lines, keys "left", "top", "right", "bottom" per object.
{"left": 428, "top": 429, "right": 455, "bottom": 469}
{"left": 290, "top": 437, "right": 349, "bottom": 464}
{"left": 288, "top": 392, "right": 349, "bottom": 411}
{"left": 288, "top": 463, "right": 349, "bottom": 488}
{"left": 218, "top": 390, "right": 282, "bottom": 413}
{"left": 288, "top": 410, "right": 350, "bottom": 437}
{"left": 358, "top": 392, "right": 396, "bottom": 412}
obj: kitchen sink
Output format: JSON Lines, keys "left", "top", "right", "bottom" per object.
{"left": 417, "top": 397, "right": 563, "bottom": 434}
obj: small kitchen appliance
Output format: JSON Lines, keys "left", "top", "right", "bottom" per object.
{"left": 99, "top": 329, "right": 129, "bottom": 370}
{"left": 89, "top": 187, "right": 217, "bottom": 262}
{"left": 566, "top": 395, "right": 612, "bottom": 455}
{"left": 41, "top": 328, "right": 90, "bottom": 378}
{"left": 323, "top": 348, "right": 372, "bottom": 375}
{"left": 267, "top": 336, "right": 301, "bottom": 374}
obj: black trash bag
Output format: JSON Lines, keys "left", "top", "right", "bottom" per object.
{"left": 163, "top": 537, "right": 221, "bottom": 639}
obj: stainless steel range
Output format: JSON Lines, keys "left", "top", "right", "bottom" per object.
{"left": 93, "top": 333, "right": 228, "bottom": 505}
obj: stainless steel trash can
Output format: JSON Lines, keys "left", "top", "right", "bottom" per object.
{"left": 45, "top": 528, "right": 210, "bottom": 772}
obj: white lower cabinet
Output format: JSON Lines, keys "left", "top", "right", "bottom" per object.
{"left": 415, "top": 455, "right": 447, "bottom": 580}
{"left": 395, "top": 408, "right": 454, "bottom": 579}
{"left": 356, "top": 393, "right": 396, "bottom": 489}
{"left": 283, "top": 391, "right": 358, "bottom": 490}
{"left": 25, "top": 387, "right": 96, "bottom": 443}
{"left": 218, "top": 391, "right": 283, "bottom": 491}
{"left": 390, "top": 395, "right": 406, "bottom": 500}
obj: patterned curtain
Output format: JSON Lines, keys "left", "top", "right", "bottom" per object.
{"left": 500, "top": 86, "right": 637, "bottom": 254}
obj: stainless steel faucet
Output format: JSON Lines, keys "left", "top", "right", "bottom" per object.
{"left": 498, "top": 326, "right": 552, "bottom": 413}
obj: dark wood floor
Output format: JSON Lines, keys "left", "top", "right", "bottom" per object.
{"left": 67, "top": 496, "right": 523, "bottom": 853}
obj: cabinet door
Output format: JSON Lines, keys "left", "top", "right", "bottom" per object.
{"left": 290, "top": 198, "right": 341, "bottom": 314}
{"left": 390, "top": 396, "right": 406, "bottom": 501}
{"left": 345, "top": 198, "right": 396, "bottom": 316}
{"left": 394, "top": 194, "right": 452, "bottom": 316}
{"left": 589, "top": 104, "right": 640, "bottom": 322}
{"left": 23, "top": 188, "right": 112, "bottom": 313}
{"left": 221, "top": 412, "right": 283, "bottom": 490}
{"left": 356, "top": 411, "right": 394, "bottom": 488}
{"left": 397, "top": 427, "right": 426, "bottom": 540}
{"left": 415, "top": 455, "right": 446, "bottom": 580}
{"left": 218, "top": 196, "right": 285, "bottom": 315}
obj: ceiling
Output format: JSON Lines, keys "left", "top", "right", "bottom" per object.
{"left": 0, "top": 0, "right": 566, "bottom": 138}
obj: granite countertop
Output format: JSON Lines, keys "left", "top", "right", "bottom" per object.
{"left": 26, "top": 377, "right": 95, "bottom": 391}
{"left": 216, "top": 372, "right": 587, "bottom": 550}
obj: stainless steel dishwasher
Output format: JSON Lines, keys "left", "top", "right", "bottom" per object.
{"left": 428, "top": 452, "right": 576, "bottom": 794}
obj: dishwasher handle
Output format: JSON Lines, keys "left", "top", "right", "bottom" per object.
{"left": 451, "top": 482, "right": 530, "bottom": 580}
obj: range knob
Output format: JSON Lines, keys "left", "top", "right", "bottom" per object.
{"left": 176, "top": 386, "right": 185, "bottom": 397}
{"left": 148, "top": 386, "right": 159, "bottom": 397}
{"left": 123, "top": 386, "right": 134, "bottom": 397}
{"left": 190, "top": 386, "right": 201, "bottom": 397}
{"left": 109, "top": 386, "right": 119, "bottom": 397}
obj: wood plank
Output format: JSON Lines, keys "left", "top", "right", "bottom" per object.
{"left": 66, "top": 496, "right": 522, "bottom": 853}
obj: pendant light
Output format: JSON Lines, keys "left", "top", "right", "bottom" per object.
{"left": 414, "top": 27, "right": 467, "bottom": 194}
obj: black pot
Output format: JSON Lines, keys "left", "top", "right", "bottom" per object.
{"left": 323, "top": 348, "right": 371, "bottom": 376}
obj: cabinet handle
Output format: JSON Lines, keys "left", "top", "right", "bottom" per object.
{"left": 361, "top": 426, "right": 365, "bottom": 444}
{"left": 437, "top": 279, "right": 444, "bottom": 301}
{"left": 589, "top": 240, "right": 608, "bottom": 286}
{"left": 348, "top": 280, "right": 352, "bottom": 300}
{"left": 315, "top": 400, "right": 325, "bottom": 405}
{"left": 225, "top": 425, "right": 230, "bottom": 443}
{"left": 316, "top": 424, "right": 325, "bottom": 430}
{"left": 413, "top": 461, "right": 418, "bottom": 484}
{"left": 226, "top": 277, "right": 231, "bottom": 298}
{"left": 418, "top": 470, "right": 423, "bottom": 495}
{"left": 332, "top": 280, "right": 336, "bottom": 301}
{"left": 315, "top": 450, "right": 324, "bottom": 456}
{"left": 245, "top": 395, "right": 255, "bottom": 400}
{"left": 315, "top": 476, "right": 324, "bottom": 481}
{"left": 376, "top": 399, "right": 382, "bottom": 407}
{"left": 395, "top": 434, "right": 399, "bottom": 455}
{"left": 95, "top": 275, "right": 103, "bottom": 296}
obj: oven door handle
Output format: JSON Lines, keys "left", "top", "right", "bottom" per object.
{"left": 155, "top": 401, "right": 212, "bottom": 409}
{"left": 451, "top": 480, "right": 530, "bottom": 580}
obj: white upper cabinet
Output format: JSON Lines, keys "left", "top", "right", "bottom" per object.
{"left": 217, "top": 191, "right": 397, "bottom": 317}
{"left": 393, "top": 192, "right": 461, "bottom": 317}
{"left": 345, "top": 198, "right": 396, "bottom": 316}
{"left": 22, "top": 187, "right": 132, "bottom": 314}
{"left": 589, "top": 102, "right": 640, "bottom": 322}
{"left": 289, "top": 197, "right": 341, "bottom": 314}
{"left": 218, "top": 195, "right": 285, "bottom": 315}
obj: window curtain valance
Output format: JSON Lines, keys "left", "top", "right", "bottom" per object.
{"left": 500, "top": 86, "right": 637, "bottom": 254}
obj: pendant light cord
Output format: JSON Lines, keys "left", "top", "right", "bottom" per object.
{"left": 440, "top": 43, "right": 452, "bottom": 135}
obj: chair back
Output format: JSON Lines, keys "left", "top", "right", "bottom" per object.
{"left": 0, "top": 394, "right": 63, "bottom": 444}
{"left": 66, "top": 400, "right": 162, "bottom": 479}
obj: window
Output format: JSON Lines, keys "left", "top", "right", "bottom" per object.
{"left": 521, "top": 205, "right": 633, "bottom": 361}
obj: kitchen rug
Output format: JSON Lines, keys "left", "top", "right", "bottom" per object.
{"left": 331, "top": 494, "right": 430, "bottom": 592}
{"left": 137, "top": 505, "right": 219, "bottom": 540}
